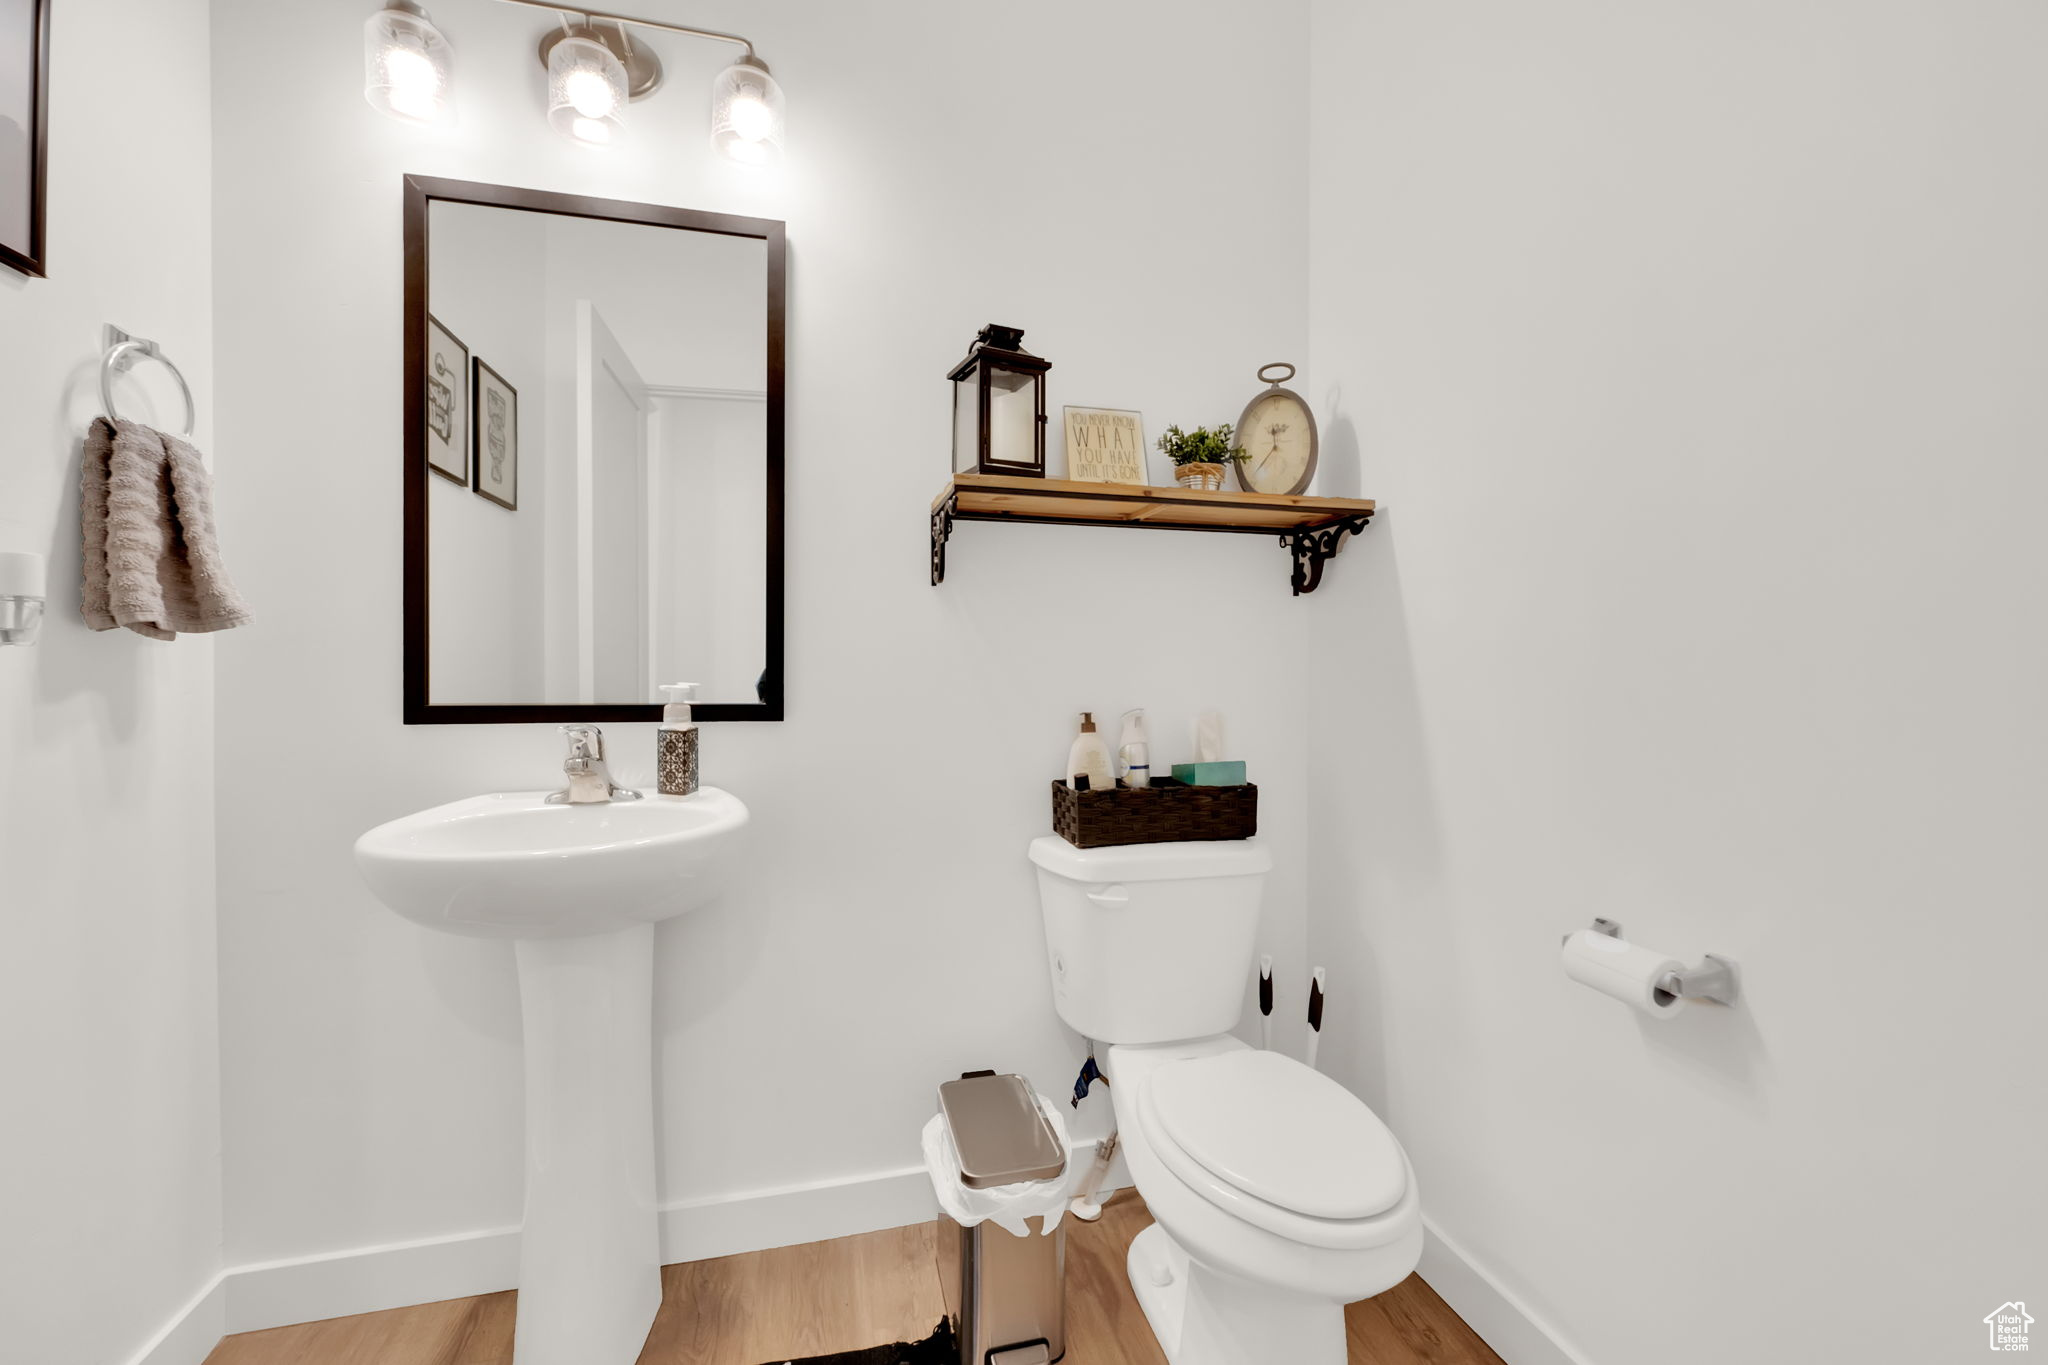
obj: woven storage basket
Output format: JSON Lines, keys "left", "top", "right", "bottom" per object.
{"left": 1050, "top": 778, "right": 1258, "bottom": 849}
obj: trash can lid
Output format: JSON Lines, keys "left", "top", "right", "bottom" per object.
{"left": 938, "top": 1072, "right": 1067, "bottom": 1189}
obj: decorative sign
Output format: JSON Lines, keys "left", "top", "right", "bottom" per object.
{"left": 1063, "top": 407, "right": 1147, "bottom": 485}
{"left": 424, "top": 315, "right": 468, "bottom": 485}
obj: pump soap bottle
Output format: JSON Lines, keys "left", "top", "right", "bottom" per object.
{"left": 658, "top": 683, "right": 700, "bottom": 796}
{"left": 1066, "top": 712, "right": 1115, "bottom": 792}
{"left": 1116, "top": 708, "right": 1151, "bottom": 789}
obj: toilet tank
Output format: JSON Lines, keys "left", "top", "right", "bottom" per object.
{"left": 1028, "top": 835, "right": 1272, "bottom": 1046}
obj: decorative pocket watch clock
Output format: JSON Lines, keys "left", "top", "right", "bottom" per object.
{"left": 1234, "top": 363, "right": 1318, "bottom": 495}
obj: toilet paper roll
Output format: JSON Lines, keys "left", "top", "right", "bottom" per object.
{"left": 1560, "top": 930, "right": 1688, "bottom": 1017}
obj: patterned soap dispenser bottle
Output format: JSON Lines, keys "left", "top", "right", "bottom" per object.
{"left": 657, "top": 683, "right": 700, "bottom": 796}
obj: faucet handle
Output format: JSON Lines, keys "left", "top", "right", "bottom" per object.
{"left": 559, "top": 724, "right": 604, "bottom": 760}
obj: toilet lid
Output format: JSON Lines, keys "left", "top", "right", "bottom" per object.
{"left": 1146, "top": 1050, "right": 1407, "bottom": 1221}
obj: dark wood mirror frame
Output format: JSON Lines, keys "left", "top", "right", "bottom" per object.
{"left": 402, "top": 175, "right": 786, "bottom": 724}
{"left": 0, "top": 0, "right": 50, "bottom": 278}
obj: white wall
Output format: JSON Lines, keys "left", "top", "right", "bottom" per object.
{"left": 650, "top": 392, "right": 765, "bottom": 700}
{"left": 427, "top": 202, "right": 548, "bottom": 703}
{"left": 0, "top": 0, "right": 222, "bottom": 1361}
{"left": 210, "top": 0, "right": 1313, "bottom": 1274}
{"left": 1305, "top": 4, "right": 2048, "bottom": 1362}
{"left": 541, "top": 213, "right": 764, "bottom": 390}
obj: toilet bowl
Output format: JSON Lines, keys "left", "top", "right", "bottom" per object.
{"left": 1109, "top": 1037, "right": 1422, "bottom": 1364}
{"left": 1028, "top": 834, "right": 1422, "bottom": 1365}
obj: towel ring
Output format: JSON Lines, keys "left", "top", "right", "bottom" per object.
{"left": 100, "top": 324, "right": 196, "bottom": 438}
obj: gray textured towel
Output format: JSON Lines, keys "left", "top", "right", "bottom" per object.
{"left": 80, "top": 417, "right": 252, "bottom": 640}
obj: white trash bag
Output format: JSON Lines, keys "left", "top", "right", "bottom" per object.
{"left": 921, "top": 1091, "right": 1071, "bottom": 1238}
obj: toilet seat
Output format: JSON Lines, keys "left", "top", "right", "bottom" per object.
{"left": 1136, "top": 1050, "right": 1412, "bottom": 1252}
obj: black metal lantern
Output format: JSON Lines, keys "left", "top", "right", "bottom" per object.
{"left": 949, "top": 323, "right": 1051, "bottom": 477}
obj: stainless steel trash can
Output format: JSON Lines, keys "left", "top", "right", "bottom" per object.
{"left": 933, "top": 1072, "right": 1067, "bottom": 1365}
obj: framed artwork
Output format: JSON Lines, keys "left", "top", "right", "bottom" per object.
{"left": 424, "top": 315, "right": 468, "bottom": 485}
{"left": 1, "top": 0, "right": 50, "bottom": 277}
{"left": 1062, "top": 406, "right": 1148, "bottom": 485}
{"left": 471, "top": 357, "right": 518, "bottom": 510}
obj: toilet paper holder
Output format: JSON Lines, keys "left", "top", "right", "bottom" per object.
{"left": 1563, "top": 918, "right": 1740, "bottom": 1006}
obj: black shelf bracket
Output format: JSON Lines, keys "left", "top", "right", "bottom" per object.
{"left": 930, "top": 493, "right": 957, "bottom": 586}
{"left": 1283, "top": 513, "right": 1374, "bottom": 596}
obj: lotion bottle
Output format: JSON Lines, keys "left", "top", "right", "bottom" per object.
{"left": 658, "top": 683, "right": 700, "bottom": 796}
{"left": 1066, "top": 712, "right": 1115, "bottom": 792}
{"left": 1116, "top": 708, "right": 1151, "bottom": 789}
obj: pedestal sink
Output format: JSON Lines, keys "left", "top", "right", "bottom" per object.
{"left": 354, "top": 788, "right": 749, "bottom": 1365}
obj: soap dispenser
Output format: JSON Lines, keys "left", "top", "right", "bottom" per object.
{"left": 657, "top": 683, "right": 700, "bottom": 796}
{"left": 1066, "top": 712, "right": 1115, "bottom": 792}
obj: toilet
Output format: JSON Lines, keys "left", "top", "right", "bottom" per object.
{"left": 1030, "top": 835, "right": 1422, "bottom": 1365}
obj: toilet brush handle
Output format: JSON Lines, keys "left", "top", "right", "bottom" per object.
{"left": 1305, "top": 967, "right": 1326, "bottom": 1070}
{"left": 1258, "top": 955, "right": 1274, "bottom": 1051}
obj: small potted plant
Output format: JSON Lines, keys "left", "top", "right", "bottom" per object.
{"left": 1156, "top": 423, "right": 1246, "bottom": 491}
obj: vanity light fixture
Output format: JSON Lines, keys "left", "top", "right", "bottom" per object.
{"left": 363, "top": 1, "right": 453, "bottom": 125}
{"left": 544, "top": 24, "right": 632, "bottom": 145}
{"left": 709, "top": 55, "right": 785, "bottom": 166}
{"left": 364, "top": 0, "right": 783, "bottom": 165}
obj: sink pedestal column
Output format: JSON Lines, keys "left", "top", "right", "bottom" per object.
{"left": 512, "top": 922, "right": 662, "bottom": 1365}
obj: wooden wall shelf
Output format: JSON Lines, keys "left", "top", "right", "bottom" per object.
{"left": 930, "top": 474, "right": 1378, "bottom": 594}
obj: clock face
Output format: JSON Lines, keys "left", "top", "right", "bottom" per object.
{"left": 1235, "top": 389, "right": 1317, "bottom": 495}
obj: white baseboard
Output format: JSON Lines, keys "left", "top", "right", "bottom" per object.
{"left": 223, "top": 1223, "right": 524, "bottom": 1335}
{"left": 134, "top": 1166, "right": 1567, "bottom": 1365}
{"left": 660, "top": 1163, "right": 939, "bottom": 1265}
{"left": 216, "top": 1162, "right": 944, "bottom": 1336}
{"left": 135, "top": 1143, "right": 1095, "bottom": 1351}
{"left": 125, "top": 1276, "right": 226, "bottom": 1365}
{"left": 132, "top": 1166, "right": 1579, "bottom": 1365}
{"left": 1418, "top": 1217, "right": 1591, "bottom": 1365}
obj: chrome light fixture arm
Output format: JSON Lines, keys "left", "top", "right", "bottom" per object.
{"left": 488, "top": 0, "right": 756, "bottom": 60}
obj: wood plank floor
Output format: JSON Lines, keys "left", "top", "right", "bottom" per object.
{"left": 204, "top": 1192, "right": 1504, "bottom": 1365}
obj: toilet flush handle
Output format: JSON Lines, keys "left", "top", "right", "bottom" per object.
{"left": 1085, "top": 884, "right": 1130, "bottom": 907}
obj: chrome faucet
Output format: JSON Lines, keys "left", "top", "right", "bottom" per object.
{"left": 547, "top": 725, "right": 642, "bottom": 805}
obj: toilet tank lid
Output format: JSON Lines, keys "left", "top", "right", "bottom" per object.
{"left": 1028, "top": 835, "right": 1272, "bottom": 883}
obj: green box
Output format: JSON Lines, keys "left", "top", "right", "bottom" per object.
{"left": 1170, "top": 761, "right": 1247, "bottom": 787}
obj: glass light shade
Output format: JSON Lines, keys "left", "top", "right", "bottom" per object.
{"left": 548, "top": 35, "right": 628, "bottom": 144}
{"left": 710, "top": 58, "right": 785, "bottom": 166}
{"left": 363, "top": 5, "right": 452, "bottom": 124}
{"left": 0, "top": 596, "right": 43, "bottom": 647}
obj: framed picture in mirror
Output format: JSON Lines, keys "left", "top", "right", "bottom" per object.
{"left": 403, "top": 175, "right": 786, "bottom": 724}
{"left": 1, "top": 0, "right": 50, "bottom": 277}
{"left": 424, "top": 315, "right": 468, "bottom": 485}
{"left": 471, "top": 357, "right": 517, "bottom": 510}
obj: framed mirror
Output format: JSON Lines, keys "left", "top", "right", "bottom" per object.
{"left": 403, "top": 176, "right": 785, "bottom": 723}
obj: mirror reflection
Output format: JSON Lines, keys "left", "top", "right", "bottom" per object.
{"left": 419, "top": 192, "right": 776, "bottom": 713}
